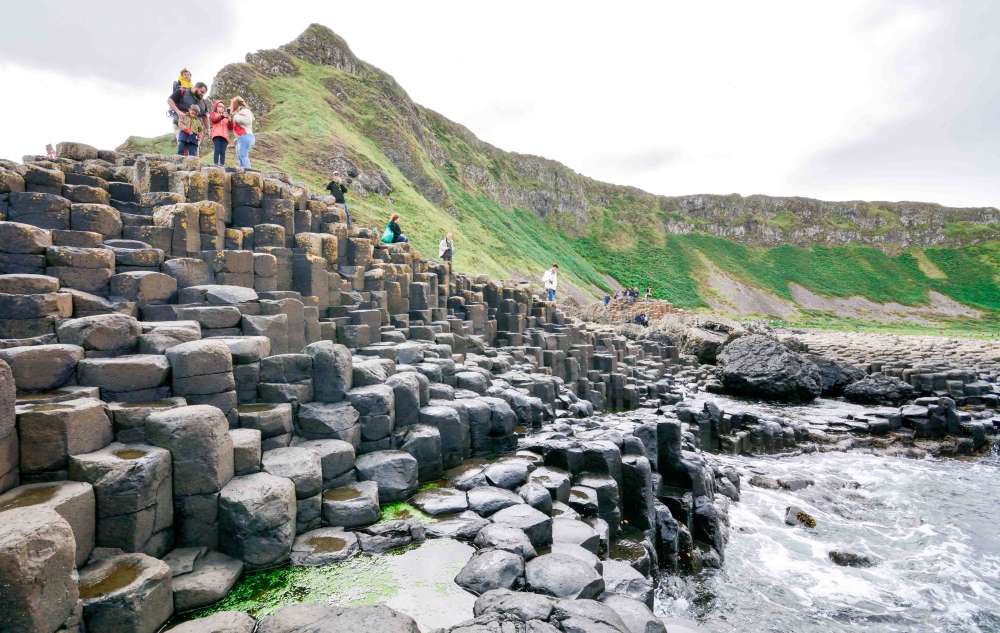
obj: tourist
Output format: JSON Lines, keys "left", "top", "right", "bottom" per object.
{"left": 231, "top": 97, "right": 256, "bottom": 169}
{"left": 603, "top": 295, "right": 611, "bottom": 306}
{"left": 325, "top": 172, "right": 352, "bottom": 228}
{"left": 542, "top": 263, "right": 559, "bottom": 302}
{"left": 209, "top": 101, "right": 232, "bottom": 166}
{"left": 167, "top": 80, "right": 210, "bottom": 142}
{"left": 45, "top": 144, "right": 57, "bottom": 159}
{"left": 176, "top": 105, "right": 203, "bottom": 157}
{"left": 645, "top": 286, "right": 653, "bottom": 300}
{"left": 381, "top": 213, "right": 408, "bottom": 244}
{"left": 173, "top": 68, "right": 192, "bottom": 92}
{"left": 439, "top": 232, "right": 454, "bottom": 263}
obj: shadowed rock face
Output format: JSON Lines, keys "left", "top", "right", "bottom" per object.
{"left": 717, "top": 335, "right": 822, "bottom": 402}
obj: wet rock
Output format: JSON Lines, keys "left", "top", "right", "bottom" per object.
{"left": 426, "top": 511, "right": 491, "bottom": 541}
{"left": 454, "top": 548, "right": 525, "bottom": 595}
{"left": 473, "top": 588, "right": 557, "bottom": 621}
{"left": 411, "top": 486, "right": 468, "bottom": 516}
{"left": 78, "top": 552, "right": 174, "bottom": 633}
{"left": 843, "top": 373, "right": 916, "bottom": 406}
{"left": 218, "top": 472, "right": 296, "bottom": 568}
{"left": 468, "top": 485, "right": 524, "bottom": 516}
{"left": 172, "top": 550, "right": 244, "bottom": 611}
{"left": 355, "top": 450, "right": 419, "bottom": 502}
{"left": 257, "top": 603, "right": 420, "bottom": 633}
{"left": 518, "top": 482, "right": 554, "bottom": 515}
{"left": 0, "top": 507, "right": 79, "bottom": 633}
{"left": 552, "top": 598, "right": 630, "bottom": 632}
{"left": 0, "top": 480, "right": 95, "bottom": 567}
{"left": 525, "top": 553, "right": 604, "bottom": 599}
{"left": 778, "top": 478, "right": 814, "bottom": 491}
{"left": 599, "top": 594, "right": 666, "bottom": 633}
{"left": 484, "top": 460, "right": 529, "bottom": 489}
{"left": 356, "top": 519, "right": 425, "bottom": 553}
{"left": 394, "top": 423, "right": 442, "bottom": 481}
{"left": 806, "top": 354, "right": 866, "bottom": 396}
{"left": 291, "top": 528, "right": 360, "bottom": 566}
{"left": 681, "top": 326, "right": 729, "bottom": 364}
{"left": 717, "top": 335, "right": 821, "bottom": 402}
{"left": 165, "top": 611, "right": 256, "bottom": 633}
{"left": 321, "top": 480, "right": 380, "bottom": 528}
{"left": 550, "top": 542, "right": 602, "bottom": 573}
{"left": 491, "top": 503, "right": 553, "bottom": 549}
{"left": 748, "top": 475, "right": 781, "bottom": 489}
{"left": 552, "top": 517, "right": 601, "bottom": 554}
{"left": 828, "top": 550, "right": 877, "bottom": 567}
{"left": 784, "top": 505, "right": 816, "bottom": 528}
{"left": 473, "top": 524, "right": 537, "bottom": 559}
{"left": 601, "top": 559, "right": 654, "bottom": 608}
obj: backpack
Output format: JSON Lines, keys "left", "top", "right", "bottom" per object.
{"left": 167, "top": 87, "right": 188, "bottom": 119}
{"left": 380, "top": 224, "right": 395, "bottom": 244}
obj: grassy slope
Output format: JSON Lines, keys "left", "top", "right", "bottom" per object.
{"left": 123, "top": 56, "right": 1000, "bottom": 334}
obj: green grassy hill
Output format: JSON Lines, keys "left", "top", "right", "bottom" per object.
{"left": 121, "top": 24, "right": 1000, "bottom": 334}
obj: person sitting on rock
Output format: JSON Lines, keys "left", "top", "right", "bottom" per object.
{"left": 209, "top": 101, "right": 232, "bottom": 166}
{"left": 381, "top": 213, "right": 408, "bottom": 244}
{"left": 542, "top": 263, "right": 559, "bottom": 302}
{"left": 176, "top": 105, "right": 203, "bottom": 156}
{"left": 168, "top": 80, "right": 210, "bottom": 142}
{"left": 325, "top": 171, "right": 353, "bottom": 228}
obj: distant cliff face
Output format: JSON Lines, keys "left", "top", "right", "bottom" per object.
{"left": 210, "top": 24, "right": 999, "bottom": 250}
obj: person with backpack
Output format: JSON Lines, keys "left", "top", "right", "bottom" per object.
{"left": 209, "top": 101, "right": 232, "bottom": 166}
{"left": 167, "top": 81, "right": 210, "bottom": 142}
{"left": 176, "top": 105, "right": 203, "bottom": 157}
{"left": 325, "top": 171, "right": 352, "bottom": 228}
{"left": 542, "top": 264, "right": 558, "bottom": 302}
{"left": 230, "top": 97, "right": 255, "bottom": 169}
{"left": 381, "top": 213, "right": 408, "bottom": 244}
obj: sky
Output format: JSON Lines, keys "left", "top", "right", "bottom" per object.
{"left": 1, "top": 0, "right": 997, "bottom": 208}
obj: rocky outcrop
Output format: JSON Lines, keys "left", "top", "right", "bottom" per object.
{"left": 717, "top": 335, "right": 822, "bottom": 402}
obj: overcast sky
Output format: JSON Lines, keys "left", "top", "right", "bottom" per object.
{"left": 2, "top": 1, "right": 997, "bottom": 207}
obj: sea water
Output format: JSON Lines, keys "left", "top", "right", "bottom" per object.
{"left": 656, "top": 447, "right": 1000, "bottom": 632}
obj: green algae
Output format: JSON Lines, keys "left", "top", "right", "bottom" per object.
{"left": 378, "top": 501, "right": 432, "bottom": 524}
{"left": 184, "top": 553, "right": 400, "bottom": 620}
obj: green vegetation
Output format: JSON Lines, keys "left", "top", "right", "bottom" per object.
{"left": 184, "top": 554, "right": 399, "bottom": 620}
{"left": 119, "top": 32, "right": 1000, "bottom": 335}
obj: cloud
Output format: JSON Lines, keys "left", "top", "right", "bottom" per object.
{"left": 0, "top": 1, "right": 239, "bottom": 88}
{"left": 579, "top": 148, "right": 684, "bottom": 175}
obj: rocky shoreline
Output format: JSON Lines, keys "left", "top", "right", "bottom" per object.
{"left": 0, "top": 144, "right": 996, "bottom": 633}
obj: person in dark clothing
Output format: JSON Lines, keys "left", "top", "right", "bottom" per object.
{"left": 325, "top": 171, "right": 352, "bottom": 228}
{"left": 382, "top": 213, "right": 408, "bottom": 243}
{"left": 167, "top": 81, "right": 210, "bottom": 142}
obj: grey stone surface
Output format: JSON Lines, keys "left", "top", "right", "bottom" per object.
{"left": 290, "top": 527, "right": 360, "bottom": 566}
{"left": 0, "top": 343, "right": 84, "bottom": 391}
{"left": 78, "top": 552, "right": 174, "bottom": 633}
{"left": 218, "top": 472, "right": 296, "bottom": 569}
{"left": 525, "top": 553, "right": 605, "bottom": 599}
{"left": 454, "top": 548, "right": 525, "bottom": 596}
{"left": 490, "top": 504, "right": 553, "bottom": 550}
{"left": 145, "top": 405, "right": 234, "bottom": 496}
{"left": 322, "top": 480, "right": 380, "bottom": 528}
{"left": 355, "top": 450, "right": 418, "bottom": 503}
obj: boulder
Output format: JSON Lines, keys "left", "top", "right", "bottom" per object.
{"left": 454, "top": 548, "right": 525, "bottom": 596}
{"left": 601, "top": 559, "right": 654, "bottom": 607}
{"left": 304, "top": 340, "right": 353, "bottom": 402}
{"left": 218, "top": 472, "right": 296, "bottom": 568}
{"left": 145, "top": 405, "right": 234, "bottom": 496}
{"left": 77, "top": 354, "right": 171, "bottom": 393}
{"left": 468, "top": 485, "right": 524, "bottom": 516}
{"left": 0, "top": 507, "right": 79, "bottom": 633}
{"left": 599, "top": 594, "right": 667, "bottom": 633}
{"left": 0, "top": 480, "right": 95, "bottom": 567}
{"left": 78, "top": 553, "right": 174, "bottom": 633}
{"left": 165, "top": 611, "right": 256, "bottom": 633}
{"left": 524, "top": 553, "right": 605, "bottom": 599}
{"left": 295, "top": 401, "right": 361, "bottom": 444}
{"left": 806, "top": 354, "right": 866, "bottom": 396}
{"left": 171, "top": 550, "right": 244, "bottom": 611}
{"left": 410, "top": 486, "right": 468, "bottom": 516}
{"left": 490, "top": 504, "right": 552, "bottom": 549}
{"left": 262, "top": 446, "right": 323, "bottom": 499}
{"left": 843, "top": 373, "right": 916, "bottom": 405}
{"left": 57, "top": 313, "right": 140, "bottom": 351}
{"left": 290, "top": 528, "right": 360, "bottom": 566}
{"left": 717, "top": 335, "right": 821, "bottom": 402}
{"left": 0, "top": 343, "right": 83, "bottom": 391}
{"left": 473, "top": 524, "right": 537, "bottom": 559}
{"left": 257, "top": 603, "right": 420, "bottom": 633}
{"left": 355, "top": 450, "right": 418, "bottom": 502}
{"left": 321, "top": 480, "right": 380, "bottom": 528}
{"left": 473, "top": 588, "right": 557, "bottom": 621}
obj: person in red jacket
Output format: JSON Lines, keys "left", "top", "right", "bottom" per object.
{"left": 209, "top": 100, "right": 233, "bottom": 166}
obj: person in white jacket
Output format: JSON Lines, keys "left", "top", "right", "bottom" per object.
{"left": 542, "top": 263, "right": 558, "bottom": 302}
{"left": 230, "top": 96, "right": 255, "bottom": 169}
{"left": 439, "top": 233, "right": 454, "bottom": 262}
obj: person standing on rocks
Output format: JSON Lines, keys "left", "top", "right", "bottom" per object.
{"left": 542, "top": 263, "right": 559, "bottom": 302}
{"left": 381, "top": 213, "right": 408, "bottom": 243}
{"left": 176, "top": 105, "right": 203, "bottom": 157}
{"left": 167, "top": 80, "right": 210, "bottom": 142}
{"left": 230, "top": 97, "right": 256, "bottom": 169}
{"left": 439, "top": 232, "right": 454, "bottom": 262}
{"left": 209, "top": 101, "right": 232, "bottom": 166}
{"left": 325, "top": 171, "right": 353, "bottom": 228}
